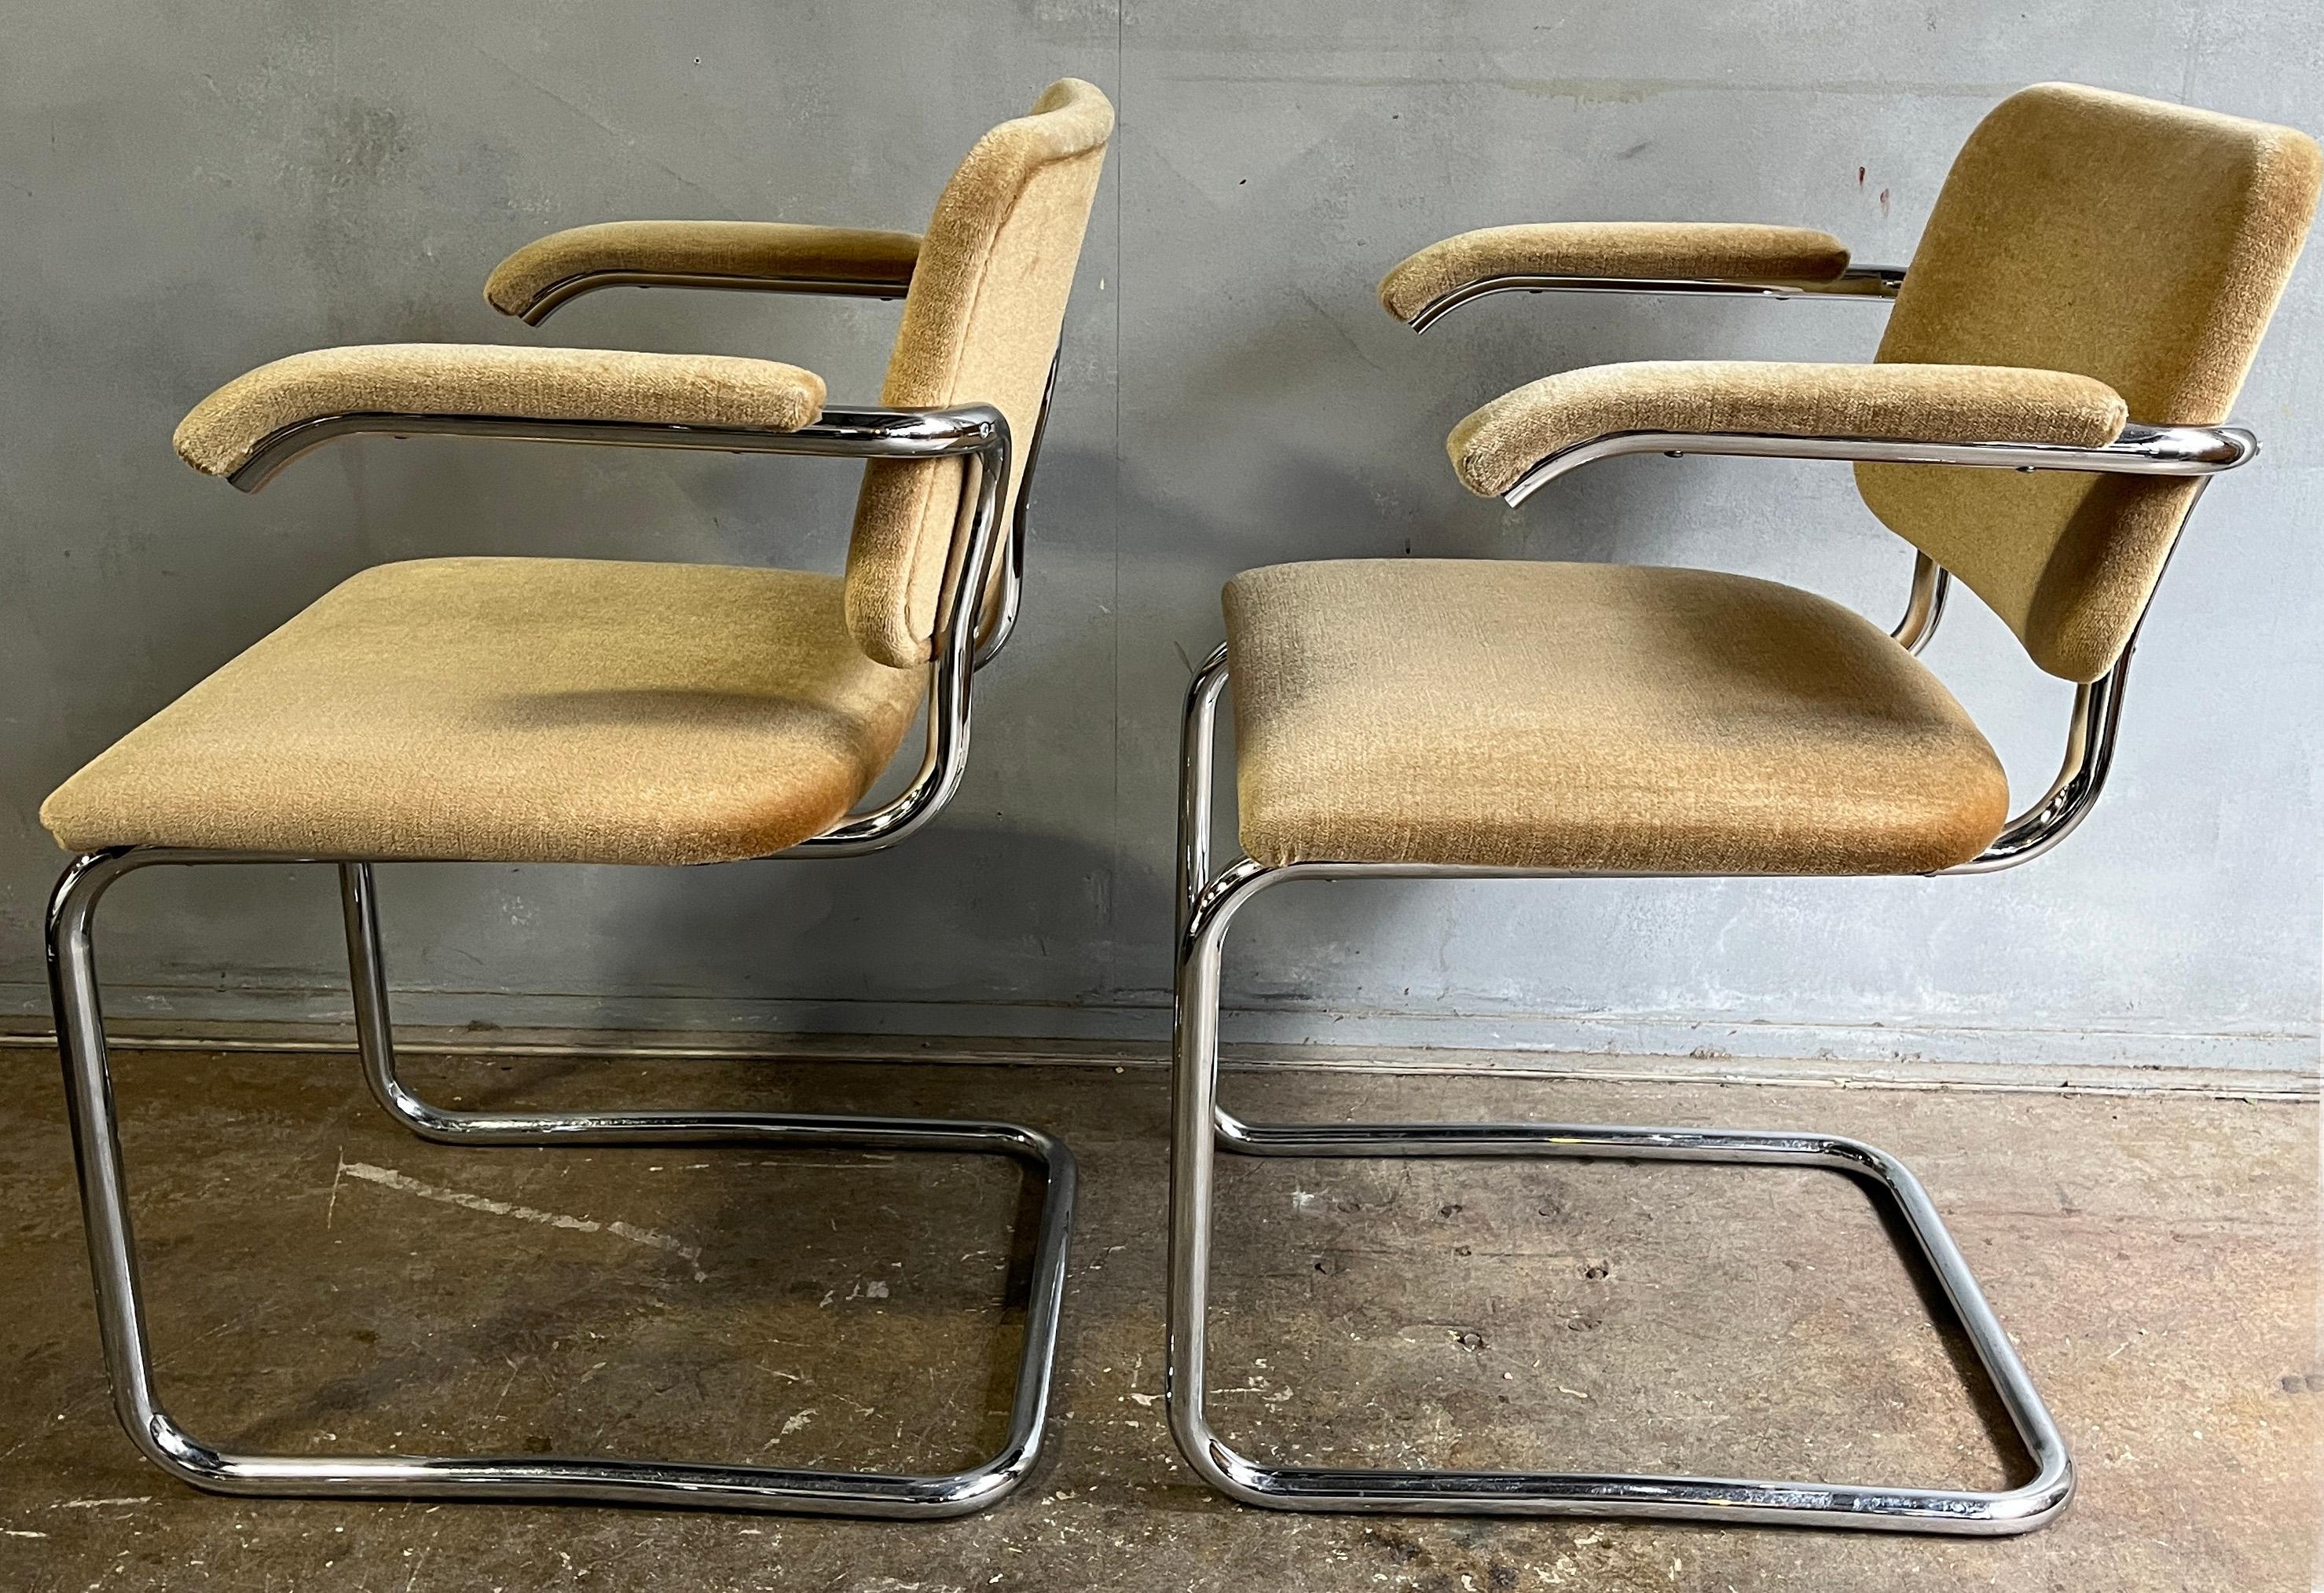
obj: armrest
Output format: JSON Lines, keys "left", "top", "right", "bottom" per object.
{"left": 1380, "top": 222, "right": 1879, "bottom": 328}
{"left": 174, "top": 342, "right": 827, "bottom": 482}
{"left": 486, "top": 221, "right": 922, "bottom": 323}
{"left": 1448, "top": 360, "right": 2131, "bottom": 498}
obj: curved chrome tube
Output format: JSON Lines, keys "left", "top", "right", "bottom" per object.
{"left": 1502, "top": 422, "right": 2259, "bottom": 508}
{"left": 519, "top": 268, "right": 911, "bottom": 328}
{"left": 970, "top": 350, "right": 1058, "bottom": 668}
{"left": 1409, "top": 263, "right": 1905, "bottom": 332}
{"left": 47, "top": 845, "right": 1075, "bottom": 1516}
{"left": 1947, "top": 662, "right": 2129, "bottom": 874}
{"left": 1175, "top": 642, "right": 1233, "bottom": 947}
{"left": 1890, "top": 553, "right": 1951, "bottom": 654}
{"left": 1941, "top": 470, "right": 2216, "bottom": 873}
{"left": 778, "top": 416, "right": 1009, "bottom": 858}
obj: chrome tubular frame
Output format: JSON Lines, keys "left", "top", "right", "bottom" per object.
{"left": 1950, "top": 661, "right": 2131, "bottom": 876}
{"left": 1163, "top": 424, "right": 2253, "bottom": 1528}
{"left": 1166, "top": 649, "right": 2072, "bottom": 1531}
{"left": 225, "top": 399, "right": 1021, "bottom": 860}
{"left": 1890, "top": 552, "right": 1950, "bottom": 654}
{"left": 1494, "top": 423, "right": 2253, "bottom": 871}
{"left": 972, "top": 352, "right": 1058, "bottom": 668}
{"left": 1406, "top": 264, "right": 1905, "bottom": 333}
{"left": 49, "top": 847, "right": 1073, "bottom": 1515}
{"left": 50, "top": 372, "right": 1079, "bottom": 1512}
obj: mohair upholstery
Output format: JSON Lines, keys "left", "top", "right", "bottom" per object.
{"left": 483, "top": 221, "right": 923, "bottom": 320}
{"left": 1223, "top": 559, "right": 2009, "bottom": 875}
{"left": 845, "top": 78, "right": 1113, "bottom": 668}
{"left": 172, "top": 344, "right": 827, "bottom": 478}
{"left": 40, "top": 558, "right": 925, "bottom": 863}
{"left": 1447, "top": 359, "right": 2127, "bottom": 498}
{"left": 1379, "top": 222, "right": 1849, "bottom": 324}
{"left": 1858, "top": 83, "right": 2322, "bottom": 681}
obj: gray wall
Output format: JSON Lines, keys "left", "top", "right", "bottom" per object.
{"left": 4, "top": 2, "right": 2317, "bottom": 1072}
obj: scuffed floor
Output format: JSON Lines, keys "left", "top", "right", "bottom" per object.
{"left": 0, "top": 1047, "right": 2312, "bottom": 1590}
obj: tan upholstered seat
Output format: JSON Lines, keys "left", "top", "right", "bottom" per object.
{"left": 39, "top": 558, "right": 925, "bottom": 865}
{"left": 1223, "top": 558, "right": 2011, "bottom": 875}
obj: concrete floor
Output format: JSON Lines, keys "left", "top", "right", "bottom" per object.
{"left": 0, "top": 1046, "right": 2313, "bottom": 1591}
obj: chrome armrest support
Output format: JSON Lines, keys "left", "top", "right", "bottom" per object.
{"left": 1501, "top": 424, "right": 2256, "bottom": 875}
{"left": 224, "top": 400, "right": 1013, "bottom": 861}
{"left": 970, "top": 350, "right": 1058, "bottom": 668}
{"left": 779, "top": 411, "right": 1010, "bottom": 858}
{"left": 225, "top": 404, "right": 997, "bottom": 494}
{"left": 1501, "top": 422, "right": 2257, "bottom": 508}
{"left": 1944, "top": 655, "right": 2132, "bottom": 875}
{"left": 1890, "top": 553, "right": 1951, "bottom": 654}
{"left": 520, "top": 268, "right": 911, "bottom": 327}
{"left": 1409, "top": 264, "right": 1905, "bottom": 332}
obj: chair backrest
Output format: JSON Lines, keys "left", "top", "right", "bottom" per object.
{"left": 844, "top": 79, "right": 1113, "bottom": 668}
{"left": 1857, "top": 82, "right": 2319, "bottom": 682}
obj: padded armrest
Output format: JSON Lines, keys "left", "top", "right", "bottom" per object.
{"left": 174, "top": 343, "right": 827, "bottom": 478}
{"left": 485, "top": 221, "right": 923, "bottom": 320}
{"left": 1447, "top": 361, "right": 2130, "bottom": 497}
{"left": 1380, "top": 222, "right": 1853, "bottom": 324}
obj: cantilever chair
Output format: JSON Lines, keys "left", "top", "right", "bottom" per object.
{"left": 42, "top": 78, "right": 1113, "bottom": 1517}
{"left": 1168, "top": 84, "right": 2317, "bottom": 1532}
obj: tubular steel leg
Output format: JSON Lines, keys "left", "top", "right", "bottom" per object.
{"left": 49, "top": 848, "right": 1074, "bottom": 1518}
{"left": 1164, "top": 653, "right": 2073, "bottom": 1533}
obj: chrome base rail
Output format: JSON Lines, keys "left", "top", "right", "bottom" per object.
{"left": 48, "top": 846, "right": 1076, "bottom": 1518}
{"left": 1164, "top": 650, "right": 2073, "bottom": 1532}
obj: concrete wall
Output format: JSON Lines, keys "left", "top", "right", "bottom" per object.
{"left": 3, "top": 2, "right": 2316, "bottom": 1072}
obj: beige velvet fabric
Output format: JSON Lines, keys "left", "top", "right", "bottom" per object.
{"left": 41, "top": 558, "right": 925, "bottom": 864}
{"left": 845, "top": 79, "right": 1113, "bottom": 667}
{"left": 173, "top": 344, "right": 827, "bottom": 478}
{"left": 1860, "top": 83, "right": 2322, "bottom": 681}
{"left": 483, "top": 221, "right": 923, "bottom": 319}
{"left": 1380, "top": 222, "right": 1849, "bottom": 324}
{"left": 1447, "top": 359, "right": 2127, "bottom": 498}
{"left": 1224, "top": 559, "right": 2010, "bottom": 875}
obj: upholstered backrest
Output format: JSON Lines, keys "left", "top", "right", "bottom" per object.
{"left": 1857, "top": 83, "right": 2319, "bottom": 682}
{"left": 844, "top": 79, "right": 1113, "bottom": 668}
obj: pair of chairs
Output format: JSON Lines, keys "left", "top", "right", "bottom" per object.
{"left": 40, "top": 79, "right": 2318, "bottom": 1534}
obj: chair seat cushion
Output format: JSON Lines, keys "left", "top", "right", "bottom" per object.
{"left": 1222, "top": 558, "right": 2011, "bottom": 875}
{"left": 41, "top": 558, "right": 926, "bottom": 865}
